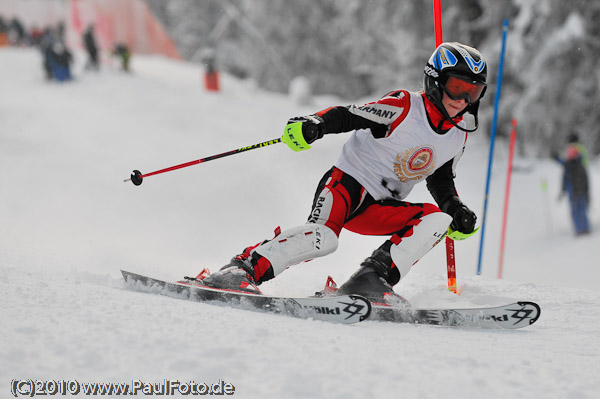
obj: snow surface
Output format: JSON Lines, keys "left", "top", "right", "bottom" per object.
{"left": 1, "top": 47, "right": 599, "bottom": 399}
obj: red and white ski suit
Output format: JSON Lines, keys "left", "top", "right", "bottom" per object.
{"left": 252, "top": 90, "right": 468, "bottom": 283}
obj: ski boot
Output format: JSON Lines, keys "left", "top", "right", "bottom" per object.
{"left": 197, "top": 255, "right": 262, "bottom": 295}
{"left": 336, "top": 245, "right": 409, "bottom": 306}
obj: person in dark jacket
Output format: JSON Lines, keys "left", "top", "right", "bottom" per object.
{"left": 83, "top": 25, "right": 99, "bottom": 70}
{"left": 557, "top": 134, "right": 591, "bottom": 236}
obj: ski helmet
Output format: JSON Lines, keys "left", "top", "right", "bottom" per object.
{"left": 424, "top": 42, "right": 487, "bottom": 132}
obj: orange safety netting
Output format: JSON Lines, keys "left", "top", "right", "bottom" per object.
{"left": 0, "top": 0, "right": 180, "bottom": 59}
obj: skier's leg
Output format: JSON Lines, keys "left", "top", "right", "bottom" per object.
{"left": 337, "top": 203, "right": 452, "bottom": 301}
{"left": 253, "top": 223, "right": 338, "bottom": 276}
{"left": 199, "top": 224, "right": 338, "bottom": 293}
{"left": 202, "top": 167, "right": 364, "bottom": 290}
{"left": 249, "top": 167, "right": 368, "bottom": 282}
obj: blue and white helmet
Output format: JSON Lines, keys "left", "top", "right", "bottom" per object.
{"left": 424, "top": 42, "right": 487, "bottom": 131}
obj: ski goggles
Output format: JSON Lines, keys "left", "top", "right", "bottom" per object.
{"left": 442, "top": 74, "right": 486, "bottom": 104}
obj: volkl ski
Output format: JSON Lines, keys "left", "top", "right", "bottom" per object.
{"left": 121, "top": 270, "right": 371, "bottom": 324}
{"left": 370, "top": 301, "right": 541, "bottom": 329}
{"left": 318, "top": 276, "right": 541, "bottom": 329}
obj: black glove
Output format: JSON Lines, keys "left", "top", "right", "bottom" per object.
{"left": 451, "top": 205, "right": 477, "bottom": 233}
{"left": 287, "top": 115, "right": 325, "bottom": 144}
{"left": 442, "top": 196, "right": 477, "bottom": 234}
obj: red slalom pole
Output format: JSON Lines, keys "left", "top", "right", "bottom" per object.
{"left": 498, "top": 119, "right": 517, "bottom": 279}
{"left": 433, "top": 0, "right": 443, "bottom": 46}
{"left": 445, "top": 236, "right": 457, "bottom": 293}
{"left": 432, "top": 0, "right": 457, "bottom": 293}
{"left": 124, "top": 138, "right": 281, "bottom": 185}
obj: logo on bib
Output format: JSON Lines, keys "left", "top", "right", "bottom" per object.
{"left": 394, "top": 147, "right": 435, "bottom": 182}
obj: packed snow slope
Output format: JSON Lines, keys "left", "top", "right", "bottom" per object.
{"left": 1, "top": 48, "right": 599, "bottom": 399}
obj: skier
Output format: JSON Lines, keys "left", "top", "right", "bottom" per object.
{"left": 83, "top": 25, "right": 99, "bottom": 70}
{"left": 555, "top": 134, "right": 591, "bottom": 236}
{"left": 201, "top": 42, "right": 487, "bottom": 302}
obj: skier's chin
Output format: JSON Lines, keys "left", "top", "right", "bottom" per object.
{"left": 447, "top": 105, "right": 466, "bottom": 118}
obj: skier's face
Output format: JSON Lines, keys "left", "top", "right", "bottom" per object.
{"left": 442, "top": 92, "right": 468, "bottom": 118}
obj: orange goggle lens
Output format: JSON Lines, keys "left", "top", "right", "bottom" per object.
{"left": 443, "top": 75, "right": 486, "bottom": 104}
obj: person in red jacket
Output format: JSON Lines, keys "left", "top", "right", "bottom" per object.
{"left": 202, "top": 42, "right": 487, "bottom": 302}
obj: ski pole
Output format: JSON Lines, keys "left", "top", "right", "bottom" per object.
{"left": 124, "top": 137, "right": 282, "bottom": 185}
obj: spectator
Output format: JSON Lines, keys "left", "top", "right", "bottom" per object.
{"left": 112, "top": 43, "right": 130, "bottom": 72}
{"left": 30, "top": 25, "right": 44, "bottom": 47}
{"left": 39, "top": 27, "right": 56, "bottom": 80}
{"left": 555, "top": 134, "right": 591, "bottom": 236}
{"left": 8, "top": 17, "right": 26, "bottom": 46}
{"left": 46, "top": 41, "right": 73, "bottom": 82}
{"left": 83, "top": 25, "right": 99, "bottom": 70}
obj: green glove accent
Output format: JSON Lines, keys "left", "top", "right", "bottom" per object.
{"left": 447, "top": 226, "right": 480, "bottom": 241}
{"left": 282, "top": 122, "right": 311, "bottom": 152}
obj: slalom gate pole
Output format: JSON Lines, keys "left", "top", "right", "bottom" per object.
{"left": 498, "top": 119, "right": 517, "bottom": 279}
{"left": 433, "top": 0, "right": 443, "bottom": 45}
{"left": 124, "top": 138, "right": 282, "bottom": 186}
{"left": 432, "top": 0, "right": 458, "bottom": 293}
{"left": 476, "top": 18, "right": 509, "bottom": 275}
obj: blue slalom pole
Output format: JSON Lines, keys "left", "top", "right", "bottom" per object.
{"left": 476, "top": 18, "right": 509, "bottom": 275}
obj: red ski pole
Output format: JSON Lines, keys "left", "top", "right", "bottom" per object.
{"left": 124, "top": 138, "right": 282, "bottom": 185}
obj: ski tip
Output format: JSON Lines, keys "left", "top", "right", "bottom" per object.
{"left": 517, "top": 301, "right": 541, "bottom": 326}
{"left": 121, "top": 269, "right": 136, "bottom": 283}
{"left": 121, "top": 270, "right": 142, "bottom": 284}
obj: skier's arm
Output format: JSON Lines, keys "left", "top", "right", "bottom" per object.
{"left": 282, "top": 90, "right": 409, "bottom": 151}
{"left": 426, "top": 159, "right": 459, "bottom": 210}
{"left": 426, "top": 158, "right": 477, "bottom": 234}
{"left": 317, "top": 106, "right": 389, "bottom": 137}
{"left": 281, "top": 108, "right": 386, "bottom": 151}
{"left": 316, "top": 90, "right": 411, "bottom": 139}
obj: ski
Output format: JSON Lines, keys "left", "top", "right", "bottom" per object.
{"left": 121, "top": 270, "right": 371, "bottom": 324}
{"left": 369, "top": 301, "right": 541, "bottom": 329}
